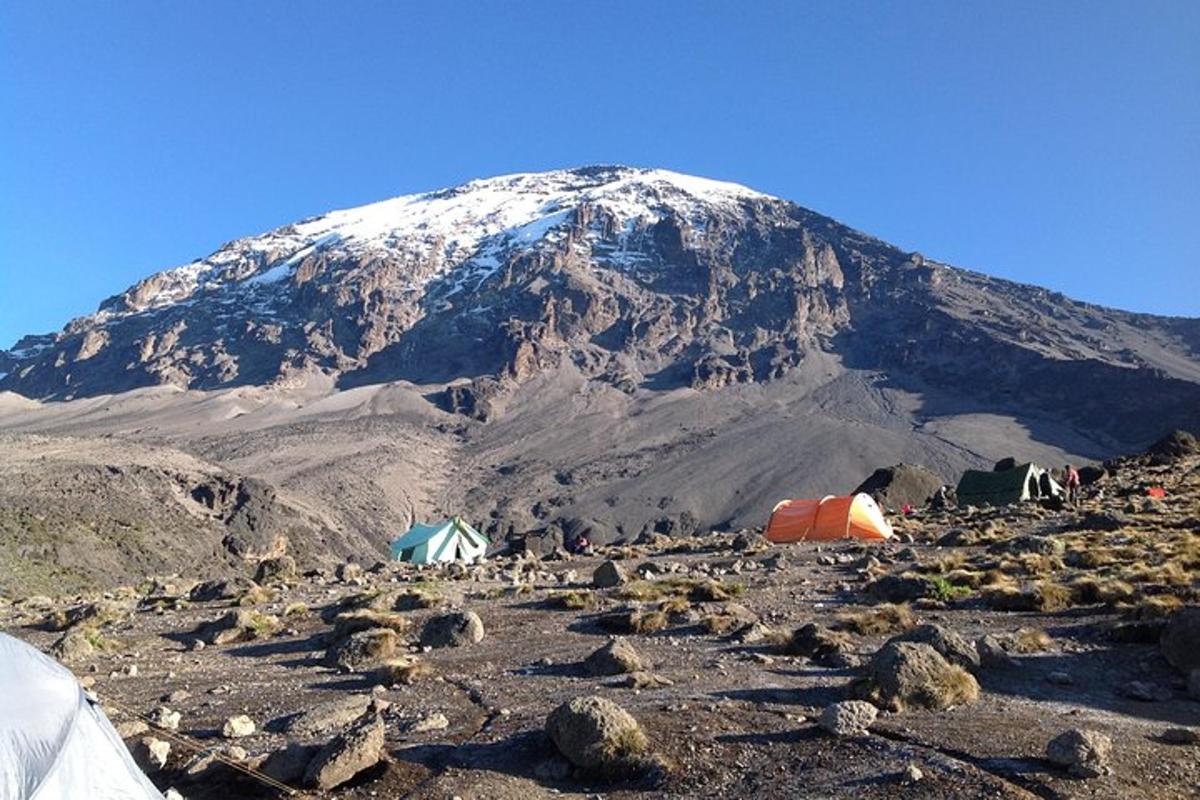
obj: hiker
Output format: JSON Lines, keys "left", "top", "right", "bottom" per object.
{"left": 1063, "top": 464, "right": 1081, "bottom": 505}
{"left": 569, "top": 534, "right": 590, "bottom": 555}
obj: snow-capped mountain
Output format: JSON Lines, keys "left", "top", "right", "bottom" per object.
{"left": 2, "top": 165, "right": 1199, "bottom": 448}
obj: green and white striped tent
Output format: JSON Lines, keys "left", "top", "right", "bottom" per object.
{"left": 389, "top": 517, "right": 489, "bottom": 564}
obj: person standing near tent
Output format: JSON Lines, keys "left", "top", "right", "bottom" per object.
{"left": 1063, "top": 464, "right": 1081, "bottom": 505}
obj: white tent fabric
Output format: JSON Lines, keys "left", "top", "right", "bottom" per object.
{"left": 389, "top": 517, "right": 489, "bottom": 564}
{"left": 0, "top": 633, "right": 163, "bottom": 800}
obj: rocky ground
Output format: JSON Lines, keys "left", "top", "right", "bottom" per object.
{"left": 2, "top": 440, "right": 1199, "bottom": 799}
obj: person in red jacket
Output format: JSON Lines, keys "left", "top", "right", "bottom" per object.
{"left": 1064, "top": 464, "right": 1081, "bottom": 505}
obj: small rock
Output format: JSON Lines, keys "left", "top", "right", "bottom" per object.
{"left": 137, "top": 736, "right": 171, "bottom": 770}
{"left": 1160, "top": 606, "right": 1200, "bottom": 674}
{"left": 976, "top": 635, "right": 1017, "bottom": 669}
{"left": 115, "top": 719, "right": 150, "bottom": 738}
{"left": 1046, "top": 728, "right": 1112, "bottom": 778}
{"left": 152, "top": 706, "right": 182, "bottom": 731}
{"left": 419, "top": 611, "right": 485, "bottom": 648}
{"left": 818, "top": 700, "right": 877, "bottom": 736}
{"left": 409, "top": 712, "right": 450, "bottom": 733}
{"left": 1047, "top": 671, "right": 1074, "bottom": 686}
{"left": 222, "top": 714, "right": 256, "bottom": 739}
{"left": 592, "top": 560, "right": 628, "bottom": 589}
{"left": 902, "top": 763, "right": 924, "bottom": 782}
{"left": 584, "top": 637, "right": 645, "bottom": 676}
{"left": 303, "top": 712, "right": 385, "bottom": 790}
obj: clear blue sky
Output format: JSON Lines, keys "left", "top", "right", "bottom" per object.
{"left": 2, "top": 1, "right": 1197, "bottom": 349}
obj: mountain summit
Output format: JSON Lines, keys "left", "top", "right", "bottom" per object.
{"left": 2, "top": 165, "right": 1198, "bottom": 446}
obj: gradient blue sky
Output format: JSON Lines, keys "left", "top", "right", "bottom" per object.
{"left": 1, "top": 1, "right": 1197, "bottom": 348}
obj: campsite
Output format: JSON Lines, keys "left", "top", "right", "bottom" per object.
{"left": 1, "top": 433, "right": 1197, "bottom": 799}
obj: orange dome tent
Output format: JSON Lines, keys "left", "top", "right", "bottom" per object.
{"left": 765, "top": 493, "right": 893, "bottom": 542}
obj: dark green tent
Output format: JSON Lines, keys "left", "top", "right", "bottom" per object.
{"left": 955, "top": 463, "right": 1061, "bottom": 507}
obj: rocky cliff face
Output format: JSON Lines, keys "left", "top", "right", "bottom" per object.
{"left": 3, "top": 165, "right": 1199, "bottom": 446}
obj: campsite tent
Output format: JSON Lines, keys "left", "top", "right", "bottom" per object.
{"left": 765, "top": 493, "right": 893, "bottom": 542}
{"left": 0, "top": 633, "right": 164, "bottom": 800}
{"left": 955, "top": 462, "right": 1062, "bottom": 507}
{"left": 390, "top": 517, "right": 489, "bottom": 565}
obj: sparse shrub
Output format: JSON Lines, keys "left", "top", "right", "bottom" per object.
{"left": 1011, "top": 627, "right": 1052, "bottom": 653}
{"left": 1069, "top": 576, "right": 1136, "bottom": 606}
{"left": 375, "top": 656, "right": 434, "bottom": 685}
{"left": 236, "top": 585, "right": 277, "bottom": 607}
{"left": 283, "top": 602, "right": 310, "bottom": 619}
{"left": 1119, "top": 594, "right": 1183, "bottom": 621}
{"left": 630, "top": 610, "right": 669, "bottom": 634}
{"left": 929, "top": 576, "right": 972, "bottom": 602}
{"left": 835, "top": 603, "right": 916, "bottom": 635}
{"left": 333, "top": 609, "right": 411, "bottom": 639}
{"left": 549, "top": 590, "right": 597, "bottom": 611}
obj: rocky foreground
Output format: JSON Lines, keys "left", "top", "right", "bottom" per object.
{"left": 2, "top": 441, "right": 1199, "bottom": 799}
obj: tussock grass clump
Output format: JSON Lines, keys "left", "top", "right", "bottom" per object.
{"left": 236, "top": 585, "right": 277, "bottom": 607}
{"left": 999, "top": 554, "right": 1064, "bottom": 577}
{"left": 1068, "top": 576, "right": 1137, "bottom": 606}
{"left": 835, "top": 603, "right": 916, "bottom": 635}
{"left": 282, "top": 602, "right": 309, "bottom": 619}
{"left": 929, "top": 576, "right": 973, "bottom": 602}
{"left": 918, "top": 553, "right": 968, "bottom": 575}
{"left": 1010, "top": 627, "right": 1052, "bottom": 653}
{"left": 657, "top": 595, "right": 693, "bottom": 619}
{"left": 629, "top": 609, "right": 669, "bottom": 634}
{"left": 80, "top": 625, "right": 123, "bottom": 652}
{"left": 548, "top": 590, "right": 598, "bottom": 611}
{"left": 242, "top": 611, "right": 280, "bottom": 640}
{"left": 394, "top": 583, "right": 443, "bottom": 610}
{"left": 375, "top": 656, "right": 434, "bottom": 685}
{"left": 984, "top": 581, "right": 1072, "bottom": 612}
{"left": 615, "top": 577, "right": 697, "bottom": 602}
{"left": 334, "top": 609, "right": 412, "bottom": 639}
{"left": 1119, "top": 594, "right": 1183, "bottom": 621}
{"left": 700, "top": 611, "right": 744, "bottom": 635}
{"left": 688, "top": 580, "right": 745, "bottom": 602}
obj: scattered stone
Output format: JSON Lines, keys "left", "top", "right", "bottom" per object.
{"left": 889, "top": 624, "right": 980, "bottom": 673}
{"left": 865, "top": 574, "right": 936, "bottom": 604}
{"left": 545, "top": 695, "right": 650, "bottom": 774}
{"left": 420, "top": 610, "right": 485, "bottom": 648}
{"left": 1047, "top": 671, "right": 1074, "bottom": 686}
{"left": 303, "top": 712, "right": 385, "bottom": 790}
{"left": 336, "top": 562, "right": 364, "bottom": 583}
{"left": 592, "top": 560, "right": 628, "bottom": 589}
{"left": 902, "top": 763, "right": 924, "bottom": 783}
{"left": 1120, "top": 680, "right": 1168, "bottom": 702}
{"left": 585, "top": 637, "right": 645, "bottom": 676}
{"left": 189, "top": 577, "right": 256, "bottom": 603}
{"left": 51, "top": 629, "right": 96, "bottom": 662}
{"left": 989, "top": 534, "right": 1065, "bottom": 557}
{"left": 1078, "top": 510, "right": 1130, "bottom": 532}
{"left": 818, "top": 700, "right": 877, "bottom": 736}
{"left": 254, "top": 555, "right": 297, "bottom": 584}
{"left": 261, "top": 743, "right": 321, "bottom": 783}
{"left": 779, "top": 623, "right": 849, "bottom": 661}
{"left": 116, "top": 719, "right": 150, "bottom": 739}
{"left": 1046, "top": 729, "right": 1112, "bottom": 778}
{"left": 152, "top": 706, "right": 182, "bottom": 731}
{"left": 286, "top": 694, "right": 376, "bottom": 739}
{"left": 136, "top": 736, "right": 171, "bottom": 771}
{"left": 408, "top": 712, "right": 450, "bottom": 733}
{"left": 325, "top": 628, "right": 399, "bottom": 672}
{"left": 975, "top": 635, "right": 1018, "bottom": 669}
{"left": 612, "top": 671, "right": 674, "bottom": 689}
{"left": 1160, "top": 606, "right": 1200, "bottom": 674}
{"left": 222, "top": 714, "right": 256, "bottom": 739}
{"left": 197, "top": 609, "right": 278, "bottom": 645}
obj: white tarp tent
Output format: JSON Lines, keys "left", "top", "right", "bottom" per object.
{"left": 0, "top": 632, "right": 163, "bottom": 800}
{"left": 389, "top": 517, "right": 489, "bottom": 565}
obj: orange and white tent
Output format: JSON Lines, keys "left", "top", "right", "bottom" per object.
{"left": 765, "top": 493, "right": 893, "bottom": 542}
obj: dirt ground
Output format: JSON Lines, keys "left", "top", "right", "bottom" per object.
{"left": 4, "top": 451, "right": 1199, "bottom": 800}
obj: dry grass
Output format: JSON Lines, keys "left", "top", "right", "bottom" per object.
{"left": 333, "top": 609, "right": 412, "bottom": 638}
{"left": 375, "top": 656, "right": 434, "bottom": 685}
{"left": 629, "top": 609, "right": 669, "bottom": 634}
{"left": 834, "top": 603, "right": 916, "bottom": 635}
{"left": 1010, "top": 627, "right": 1052, "bottom": 653}
{"left": 282, "top": 602, "right": 310, "bottom": 619}
{"left": 657, "top": 595, "right": 692, "bottom": 618}
{"left": 394, "top": 583, "right": 443, "bottom": 610}
{"left": 700, "top": 611, "right": 745, "bottom": 635}
{"left": 236, "top": 585, "right": 277, "bottom": 607}
{"left": 983, "top": 581, "right": 1072, "bottom": 612}
{"left": 1119, "top": 594, "right": 1183, "bottom": 620}
{"left": 1068, "top": 576, "right": 1137, "bottom": 606}
{"left": 548, "top": 590, "right": 597, "bottom": 611}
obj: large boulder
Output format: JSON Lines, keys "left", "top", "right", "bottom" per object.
{"left": 865, "top": 574, "right": 936, "bottom": 604}
{"left": 285, "top": 694, "right": 376, "bottom": 740}
{"left": 545, "top": 695, "right": 650, "bottom": 774}
{"left": 584, "top": 637, "right": 645, "bottom": 676}
{"left": 1046, "top": 729, "right": 1112, "bottom": 778}
{"left": 1160, "top": 606, "right": 1200, "bottom": 674}
{"left": 189, "top": 576, "right": 257, "bottom": 602}
{"left": 854, "top": 641, "right": 980, "bottom": 711}
{"left": 779, "top": 623, "right": 850, "bottom": 661}
{"left": 1144, "top": 429, "right": 1199, "bottom": 465}
{"left": 853, "top": 464, "right": 945, "bottom": 511}
{"left": 254, "top": 555, "right": 297, "bottom": 584}
{"left": 420, "top": 610, "right": 485, "bottom": 648}
{"left": 889, "top": 624, "right": 981, "bottom": 673}
{"left": 303, "top": 712, "right": 385, "bottom": 790}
